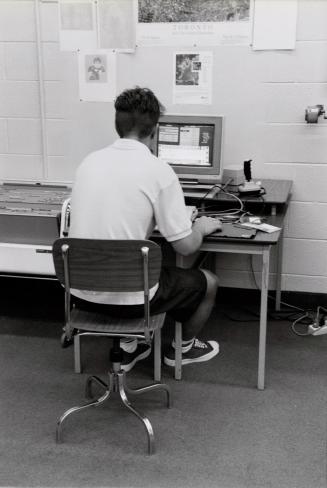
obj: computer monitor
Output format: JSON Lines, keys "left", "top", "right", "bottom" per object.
{"left": 154, "top": 114, "right": 223, "bottom": 187}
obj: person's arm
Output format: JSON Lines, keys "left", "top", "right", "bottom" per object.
{"left": 171, "top": 216, "right": 222, "bottom": 256}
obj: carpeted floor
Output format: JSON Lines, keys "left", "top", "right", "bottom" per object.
{"left": 0, "top": 279, "right": 326, "bottom": 488}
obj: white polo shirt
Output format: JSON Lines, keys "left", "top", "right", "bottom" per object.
{"left": 69, "top": 138, "right": 192, "bottom": 304}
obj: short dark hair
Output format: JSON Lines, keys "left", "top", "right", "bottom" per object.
{"left": 114, "top": 87, "right": 165, "bottom": 139}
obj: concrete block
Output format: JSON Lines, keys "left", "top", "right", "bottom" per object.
{"left": 42, "top": 43, "right": 75, "bottom": 82}
{"left": 46, "top": 120, "right": 71, "bottom": 156}
{"left": 5, "top": 42, "right": 38, "bottom": 81}
{"left": 223, "top": 114, "right": 262, "bottom": 169}
{"left": 0, "top": 119, "right": 8, "bottom": 153}
{"left": 297, "top": 0, "right": 327, "bottom": 41}
{"left": 0, "top": 81, "right": 40, "bottom": 117}
{"left": 263, "top": 42, "right": 327, "bottom": 83}
{"left": 0, "top": 154, "right": 43, "bottom": 180}
{"left": 214, "top": 251, "right": 277, "bottom": 273}
{"left": 261, "top": 124, "right": 327, "bottom": 165}
{"left": 286, "top": 202, "right": 327, "bottom": 240}
{"left": 0, "top": 1, "right": 35, "bottom": 42}
{"left": 214, "top": 269, "right": 277, "bottom": 290}
{"left": 40, "top": 1, "right": 59, "bottom": 42}
{"left": 263, "top": 163, "right": 327, "bottom": 203}
{"left": 284, "top": 274, "right": 327, "bottom": 294}
{"left": 42, "top": 43, "right": 62, "bottom": 81}
{"left": 7, "top": 119, "right": 42, "bottom": 155}
{"left": 47, "top": 156, "right": 76, "bottom": 183}
{"left": 44, "top": 81, "right": 70, "bottom": 118}
{"left": 0, "top": 43, "right": 5, "bottom": 79}
{"left": 283, "top": 238, "right": 327, "bottom": 276}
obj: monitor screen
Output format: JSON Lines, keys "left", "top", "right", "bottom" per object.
{"left": 154, "top": 114, "right": 223, "bottom": 186}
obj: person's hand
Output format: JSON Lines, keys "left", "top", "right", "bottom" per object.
{"left": 193, "top": 216, "right": 222, "bottom": 236}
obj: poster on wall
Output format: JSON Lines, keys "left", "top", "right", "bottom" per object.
{"left": 78, "top": 50, "right": 117, "bottom": 102}
{"left": 173, "top": 51, "right": 213, "bottom": 105}
{"left": 137, "top": 0, "right": 252, "bottom": 46}
{"left": 252, "top": 0, "right": 298, "bottom": 50}
{"left": 59, "top": 0, "right": 97, "bottom": 51}
{"left": 97, "top": 0, "right": 137, "bottom": 51}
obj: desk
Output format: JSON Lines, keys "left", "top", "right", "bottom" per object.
{"left": 177, "top": 179, "right": 292, "bottom": 390}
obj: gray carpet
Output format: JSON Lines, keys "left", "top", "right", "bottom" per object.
{"left": 0, "top": 289, "right": 326, "bottom": 488}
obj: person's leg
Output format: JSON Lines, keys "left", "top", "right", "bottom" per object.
{"left": 149, "top": 267, "right": 220, "bottom": 367}
{"left": 73, "top": 267, "right": 220, "bottom": 370}
{"left": 163, "top": 269, "right": 220, "bottom": 367}
{"left": 182, "top": 269, "right": 219, "bottom": 341}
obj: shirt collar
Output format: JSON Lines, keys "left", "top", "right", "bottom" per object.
{"left": 112, "top": 138, "right": 151, "bottom": 153}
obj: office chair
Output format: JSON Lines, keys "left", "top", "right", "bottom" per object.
{"left": 52, "top": 237, "right": 172, "bottom": 455}
{"left": 58, "top": 198, "right": 183, "bottom": 381}
{"left": 58, "top": 199, "right": 163, "bottom": 381}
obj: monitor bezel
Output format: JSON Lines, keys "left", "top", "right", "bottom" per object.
{"left": 154, "top": 114, "right": 224, "bottom": 185}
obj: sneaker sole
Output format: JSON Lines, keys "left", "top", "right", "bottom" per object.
{"left": 163, "top": 341, "right": 219, "bottom": 367}
{"left": 121, "top": 347, "right": 151, "bottom": 372}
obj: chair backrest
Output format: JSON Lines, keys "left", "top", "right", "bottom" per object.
{"left": 52, "top": 238, "right": 162, "bottom": 292}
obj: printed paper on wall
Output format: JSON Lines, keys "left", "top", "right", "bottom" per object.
{"left": 59, "top": 0, "right": 97, "bottom": 51}
{"left": 78, "top": 50, "right": 117, "bottom": 101}
{"left": 173, "top": 51, "right": 213, "bottom": 105}
{"left": 98, "top": 0, "right": 137, "bottom": 52}
{"left": 137, "top": 0, "right": 252, "bottom": 46}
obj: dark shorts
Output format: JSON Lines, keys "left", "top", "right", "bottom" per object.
{"left": 73, "top": 266, "right": 207, "bottom": 323}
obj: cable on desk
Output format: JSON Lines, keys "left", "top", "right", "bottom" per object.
{"left": 197, "top": 184, "right": 222, "bottom": 206}
{"left": 197, "top": 185, "right": 245, "bottom": 220}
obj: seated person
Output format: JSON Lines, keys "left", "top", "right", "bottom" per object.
{"left": 68, "top": 86, "right": 222, "bottom": 371}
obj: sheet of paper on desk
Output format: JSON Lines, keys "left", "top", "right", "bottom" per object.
{"left": 240, "top": 222, "right": 281, "bottom": 233}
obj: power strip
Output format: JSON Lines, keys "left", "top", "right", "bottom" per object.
{"left": 307, "top": 308, "right": 327, "bottom": 336}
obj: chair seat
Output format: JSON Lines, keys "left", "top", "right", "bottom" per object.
{"left": 70, "top": 307, "right": 166, "bottom": 334}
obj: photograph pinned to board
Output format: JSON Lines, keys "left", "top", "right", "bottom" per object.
{"left": 97, "top": 0, "right": 137, "bottom": 52}
{"left": 59, "top": 0, "right": 97, "bottom": 51}
{"left": 173, "top": 52, "right": 213, "bottom": 105}
{"left": 137, "top": 0, "right": 252, "bottom": 46}
{"left": 78, "top": 50, "right": 117, "bottom": 102}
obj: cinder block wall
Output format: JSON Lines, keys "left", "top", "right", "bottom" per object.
{"left": 0, "top": 0, "right": 326, "bottom": 293}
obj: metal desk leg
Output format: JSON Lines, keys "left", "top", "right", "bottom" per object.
{"left": 258, "top": 246, "right": 270, "bottom": 390}
{"left": 275, "top": 228, "right": 284, "bottom": 312}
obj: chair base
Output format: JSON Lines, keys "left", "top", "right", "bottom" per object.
{"left": 56, "top": 369, "right": 172, "bottom": 455}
